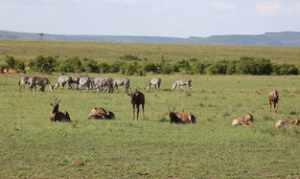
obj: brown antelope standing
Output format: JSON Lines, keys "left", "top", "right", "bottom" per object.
{"left": 88, "top": 107, "right": 115, "bottom": 120}
{"left": 232, "top": 113, "right": 254, "bottom": 126}
{"left": 49, "top": 99, "right": 71, "bottom": 122}
{"left": 268, "top": 88, "right": 279, "bottom": 112}
{"left": 128, "top": 89, "right": 145, "bottom": 120}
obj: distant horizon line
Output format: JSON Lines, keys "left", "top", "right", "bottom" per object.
{"left": 1, "top": 29, "right": 300, "bottom": 39}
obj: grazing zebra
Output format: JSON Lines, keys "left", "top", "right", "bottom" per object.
{"left": 92, "top": 77, "right": 114, "bottom": 93}
{"left": 113, "top": 78, "right": 130, "bottom": 92}
{"left": 148, "top": 78, "right": 162, "bottom": 89}
{"left": 78, "top": 77, "right": 93, "bottom": 90}
{"left": 28, "top": 76, "right": 53, "bottom": 92}
{"left": 18, "top": 76, "right": 31, "bottom": 90}
{"left": 171, "top": 79, "right": 192, "bottom": 90}
{"left": 54, "top": 75, "right": 72, "bottom": 89}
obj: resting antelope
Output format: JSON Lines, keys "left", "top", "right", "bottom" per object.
{"left": 232, "top": 113, "right": 254, "bottom": 126}
{"left": 268, "top": 89, "right": 279, "bottom": 112}
{"left": 274, "top": 118, "right": 300, "bottom": 129}
{"left": 88, "top": 107, "right": 115, "bottom": 120}
{"left": 128, "top": 89, "right": 145, "bottom": 120}
{"left": 49, "top": 99, "right": 71, "bottom": 122}
{"left": 168, "top": 108, "right": 196, "bottom": 124}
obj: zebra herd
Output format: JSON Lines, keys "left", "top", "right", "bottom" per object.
{"left": 18, "top": 75, "right": 192, "bottom": 92}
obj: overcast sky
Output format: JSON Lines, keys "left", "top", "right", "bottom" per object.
{"left": 1, "top": 0, "right": 300, "bottom": 37}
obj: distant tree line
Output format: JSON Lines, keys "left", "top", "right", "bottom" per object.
{"left": 0, "top": 55, "right": 299, "bottom": 76}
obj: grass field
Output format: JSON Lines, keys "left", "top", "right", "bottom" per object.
{"left": 1, "top": 40, "right": 300, "bottom": 65}
{"left": 1, "top": 74, "right": 300, "bottom": 178}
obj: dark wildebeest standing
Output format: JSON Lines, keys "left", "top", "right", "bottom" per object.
{"left": 171, "top": 79, "right": 192, "bottom": 90}
{"left": 54, "top": 75, "right": 72, "bottom": 89}
{"left": 18, "top": 76, "right": 30, "bottom": 90}
{"left": 148, "top": 78, "right": 162, "bottom": 90}
{"left": 169, "top": 110, "right": 196, "bottom": 124}
{"left": 268, "top": 89, "right": 279, "bottom": 112}
{"left": 113, "top": 78, "right": 130, "bottom": 92}
{"left": 88, "top": 107, "right": 115, "bottom": 120}
{"left": 93, "top": 77, "right": 114, "bottom": 93}
{"left": 128, "top": 89, "right": 145, "bottom": 120}
{"left": 49, "top": 99, "right": 71, "bottom": 122}
{"left": 28, "top": 76, "right": 53, "bottom": 92}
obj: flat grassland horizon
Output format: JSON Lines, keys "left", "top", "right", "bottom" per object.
{"left": 0, "top": 40, "right": 300, "bottom": 65}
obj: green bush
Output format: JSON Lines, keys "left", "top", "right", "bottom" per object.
{"left": 82, "top": 58, "right": 99, "bottom": 73}
{"left": 273, "top": 64, "right": 298, "bottom": 75}
{"left": 98, "top": 62, "right": 110, "bottom": 73}
{"left": 29, "top": 56, "right": 57, "bottom": 73}
{"left": 58, "top": 57, "right": 83, "bottom": 73}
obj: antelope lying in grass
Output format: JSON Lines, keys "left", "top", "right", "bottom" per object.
{"left": 268, "top": 88, "right": 279, "bottom": 112}
{"left": 274, "top": 118, "right": 300, "bottom": 129}
{"left": 232, "top": 113, "right": 254, "bottom": 126}
{"left": 168, "top": 108, "right": 196, "bottom": 124}
{"left": 88, "top": 107, "right": 115, "bottom": 120}
{"left": 49, "top": 98, "right": 71, "bottom": 122}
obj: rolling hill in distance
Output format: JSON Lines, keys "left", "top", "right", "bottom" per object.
{"left": 1, "top": 30, "right": 300, "bottom": 46}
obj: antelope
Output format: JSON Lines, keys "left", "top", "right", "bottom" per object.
{"left": 168, "top": 108, "right": 196, "bottom": 124}
{"left": 268, "top": 88, "right": 279, "bottom": 112}
{"left": 232, "top": 113, "right": 254, "bottom": 126}
{"left": 274, "top": 118, "right": 300, "bottom": 129}
{"left": 49, "top": 98, "right": 71, "bottom": 122}
{"left": 128, "top": 89, "right": 145, "bottom": 120}
{"left": 88, "top": 107, "right": 115, "bottom": 120}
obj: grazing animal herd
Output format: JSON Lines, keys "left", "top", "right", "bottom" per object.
{"left": 18, "top": 74, "right": 299, "bottom": 128}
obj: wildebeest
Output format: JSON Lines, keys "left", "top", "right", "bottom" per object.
{"left": 88, "top": 107, "right": 115, "bottom": 119}
{"left": 274, "top": 118, "right": 300, "bottom": 129}
{"left": 92, "top": 77, "right": 114, "bottom": 93}
{"left": 148, "top": 78, "right": 162, "bottom": 90}
{"left": 268, "top": 88, "right": 279, "bottom": 112}
{"left": 113, "top": 78, "right": 130, "bottom": 92}
{"left": 169, "top": 110, "right": 196, "bottom": 124}
{"left": 232, "top": 113, "right": 254, "bottom": 126}
{"left": 18, "top": 75, "right": 30, "bottom": 90}
{"left": 78, "top": 76, "right": 93, "bottom": 90}
{"left": 49, "top": 98, "right": 71, "bottom": 122}
{"left": 54, "top": 75, "right": 72, "bottom": 89}
{"left": 128, "top": 89, "right": 145, "bottom": 120}
{"left": 171, "top": 79, "right": 192, "bottom": 90}
{"left": 28, "top": 76, "right": 53, "bottom": 92}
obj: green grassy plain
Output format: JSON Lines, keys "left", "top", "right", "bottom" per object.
{"left": 1, "top": 40, "right": 300, "bottom": 64}
{"left": 1, "top": 74, "right": 300, "bottom": 178}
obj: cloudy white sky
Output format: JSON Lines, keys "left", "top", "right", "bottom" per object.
{"left": 1, "top": 0, "right": 300, "bottom": 37}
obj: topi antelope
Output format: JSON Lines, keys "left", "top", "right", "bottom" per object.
{"left": 273, "top": 118, "right": 300, "bottom": 129}
{"left": 88, "top": 107, "right": 115, "bottom": 120}
{"left": 128, "top": 89, "right": 145, "bottom": 120}
{"left": 268, "top": 88, "right": 279, "bottom": 112}
{"left": 168, "top": 108, "right": 196, "bottom": 124}
{"left": 49, "top": 98, "right": 71, "bottom": 122}
{"left": 232, "top": 113, "right": 254, "bottom": 126}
